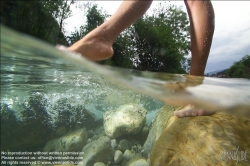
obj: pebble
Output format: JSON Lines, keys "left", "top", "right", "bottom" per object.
{"left": 129, "top": 159, "right": 149, "bottom": 166}
{"left": 111, "top": 139, "right": 117, "bottom": 149}
{"left": 123, "top": 149, "right": 134, "bottom": 160}
{"left": 117, "top": 139, "right": 132, "bottom": 152}
{"left": 87, "top": 138, "right": 92, "bottom": 144}
{"left": 94, "top": 162, "right": 106, "bottom": 166}
{"left": 114, "top": 150, "right": 123, "bottom": 164}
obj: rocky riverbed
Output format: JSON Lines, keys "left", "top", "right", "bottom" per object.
{"left": 27, "top": 103, "right": 250, "bottom": 166}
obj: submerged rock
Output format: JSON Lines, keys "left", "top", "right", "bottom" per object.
{"left": 43, "top": 128, "right": 88, "bottom": 153}
{"left": 141, "top": 125, "right": 149, "bottom": 137}
{"left": 150, "top": 107, "right": 250, "bottom": 166}
{"left": 78, "top": 136, "right": 114, "bottom": 166}
{"left": 142, "top": 105, "right": 179, "bottom": 158}
{"left": 111, "top": 139, "right": 117, "bottom": 149}
{"left": 114, "top": 150, "right": 123, "bottom": 164}
{"left": 120, "top": 149, "right": 135, "bottom": 166}
{"left": 127, "top": 155, "right": 149, "bottom": 166}
{"left": 1, "top": 97, "right": 55, "bottom": 151}
{"left": 117, "top": 139, "right": 133, "bottom": 152}
{"left": 123, "top": 149, "right": 134, "bottom": 160}
{"left": 103, "top": 103, "right": 147, "bottom": 138}
{"left": 128, "top": 159, "right": 149, "bottom": 166}
{"left": 55, "top": 126, "right": 67, "bottom": 137}
{"left": 93, "top": 162, "right": 106, "bottom": 166}
{"left": 87, "top": 129, "right": 95, "bottom": 138}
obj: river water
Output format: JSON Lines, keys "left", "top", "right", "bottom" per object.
{"left": 1, "top": 25, "right": 250, "bottom": 163}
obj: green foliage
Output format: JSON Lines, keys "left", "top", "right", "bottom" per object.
{"left": 1, "top": 0, "right": 72, "bottom": 45}
{"left": 67, "top": 3, "right": 108, "bottom": 45}
{"left": 241, "top": 55, "right": 250, "bottom": 68}
{"left": 227, "top": 55, "right": 250, "bottom": 78}
{"left": 68, "top": 2, "right": 190, "bottom": 71}
{"left": 85, "top": 4, "right": 108, "bottom": 34}
{"left": 41, "top": 0, "right": 75, "bottom": 33}
{"left": 131, "top": 3, "right": 190, "bottom": 73}
{"left": 100, "top": 31, "right": 134, "bottom": 68}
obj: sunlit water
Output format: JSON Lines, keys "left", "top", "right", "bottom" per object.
{"left": 1, "top": 25, "right": 250, "bottom": 156}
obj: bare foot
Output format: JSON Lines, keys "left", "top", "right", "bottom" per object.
{"left": 67, "top": 29, "right": 114, "bottom": 61}
{"left": 174, "top": 105, "right": 216, "bottom": 118}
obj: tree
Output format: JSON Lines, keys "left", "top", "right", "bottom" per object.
{"left": 110, "top": 31, "right": 134, "bottom": 68}
{"left": 67, "top": 3, "right": 108, "bottom": 44}
{"left": 67, "top": 2, "right": 190, "bottom": 71}
{"left": 40, "top": 0, "right": 75, "bottom": 33}
{"left": 131, "top": 3, "right": 190, "bottom": 73}
{"left": 1, "top": 0, "right": 72, "bottom": 45}
{"left": 227, "top": 55, "right": 250, "bottom": 78}
{"left": 241, "top": 54, "right": 250, "bottom": 68}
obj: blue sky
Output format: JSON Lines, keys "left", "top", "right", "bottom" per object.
{"left": 65, "top": 1, "right": 250, "bottom": 73}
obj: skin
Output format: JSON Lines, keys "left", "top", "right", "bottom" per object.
{"left": 67, "top": 0, "right": 216, "bottom": 117}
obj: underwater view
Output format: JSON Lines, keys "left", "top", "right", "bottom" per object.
{"left": 1, "top": 23, "right": 250, "bottom": 166}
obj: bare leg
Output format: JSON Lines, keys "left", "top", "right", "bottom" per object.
{"left": 68, "top": 0, "right": 152, "bottom": 61}
{"left": 67, "top": 0, "right": 215, "bottom": 117}
{"left": 175, "top": 0, "right": 216, "bottom": 118}
{"left": 185, "top": 0, "right": 215, "bottom": 76}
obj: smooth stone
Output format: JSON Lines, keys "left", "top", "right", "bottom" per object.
{"left": 150, "top": 108, "right": 250, "bottom": 166}
{"left": 142, "top": 105, "right": 178, "bottom": 158}
{"left": 87, "top": 138, "right": 91, "bottom": 144}
{"left": 78, "top": 136, "right": 114, "bottom": 166}
{"left": 120, "top": 149, "right": 135, "bottom": 166}
{"left": 43, "top": 128, "right": 88, "bottom": 153}
{"left": 129, "top": 159, "right": 149, "bottom": 166}
{"left": 141, "top": 125, "right": 149, "bottom": 136}
{"left": 103, "top": 103, "right": 147, "bottom": 138}
{"left": 123, "top": 149, "right": 134, "bottom": 160}
{"left": 111, "top": 139, "right": 117, "bottom": 149}
{"left": 94, "top": 162, "right": 106, "bottom": 166}
{"left": 127, "top": 155, "right": 149, "bottom": 166}
{"left": 55, "top": 126, "right": 67, "bottom": 136}
{"left": 117, "top": 139, "right": 133, "bottom": 152}
{"left": 94, "top": 125, "right": 105, "bottom": 135}
{"left": 114, "top": 150, "right": 123, "bottom": 164}
{"left": 87, "top": 129, "right": 95, "bottom": 138}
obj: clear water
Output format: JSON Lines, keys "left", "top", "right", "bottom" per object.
{"left": 1, "top": 25, "right": 250, "bottom": 161}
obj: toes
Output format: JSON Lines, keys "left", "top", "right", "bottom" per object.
{"left": 185, "top": 110, "right": 192, "bottom": 117}
{"left": 174, "top": 107, "right": 215, "bottom": 118}
{"left": 174, "top": 109, "right": 193, "bottom": 118}
{"left": 180, "top": 112, "right": 185, "bottom": 118}
{"left": 197, "top": 109, "right": 206, "bottom": 116}
{"left": 174, "top": 111, "right": 182, "bottom": 117}
{"left": 191, "top": 110, "right": 198, "bottom": 116}
{"left": 174, "top": 111, "right": 185, "bottom": 118}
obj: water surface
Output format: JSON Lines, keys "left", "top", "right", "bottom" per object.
{"left": 1, "top": 25, "right": 250, "bottom": 153}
